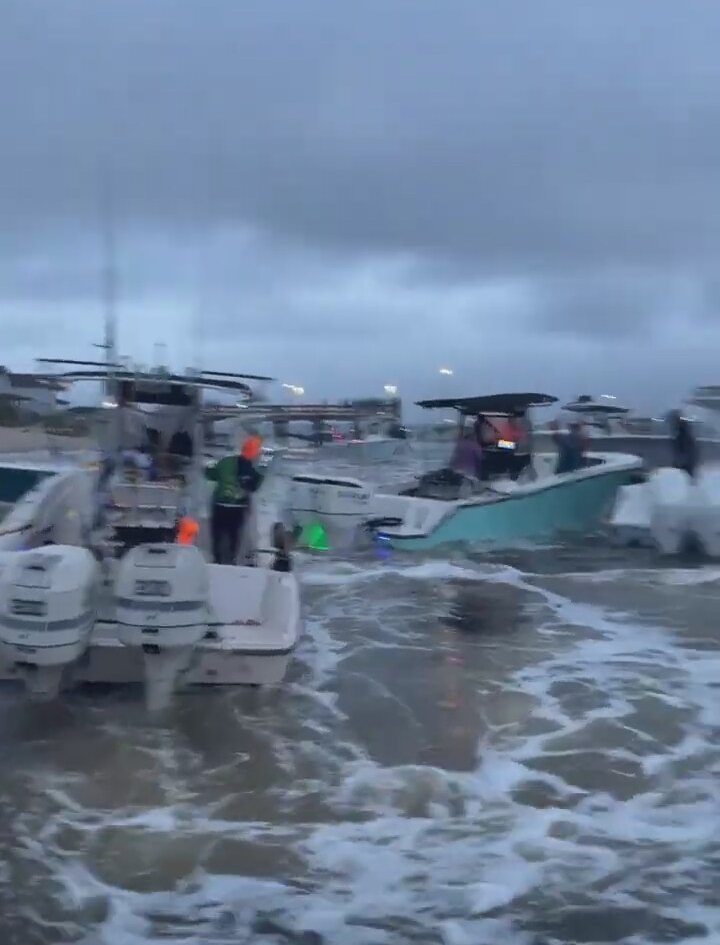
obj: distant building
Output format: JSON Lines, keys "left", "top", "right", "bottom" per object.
{"left": 342, "top": 396, "right": 402, "bottom": 420}
{"left": 0, "top": 367, "right": 65, "bottom": 415}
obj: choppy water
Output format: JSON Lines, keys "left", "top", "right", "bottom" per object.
{"left": 1, "top": 443, "right": 719, "bottom": 944}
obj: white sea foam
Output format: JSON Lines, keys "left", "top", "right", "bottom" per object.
{"left": 5, "top": 551, "right": 720, "bottom": 943}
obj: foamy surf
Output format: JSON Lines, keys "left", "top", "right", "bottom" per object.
{"left": 1, "top": 533, "right": 719, "bottom": 943}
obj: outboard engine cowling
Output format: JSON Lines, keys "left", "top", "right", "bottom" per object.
{"left": 648, "top": 467, "right": 693, "bottom": 555}
{"left": 0, "top": 546, "right": 100, "bottom": 700}
{"left": 114, "top": 543, "right": 209, "bottom": 709}
{"left": 288, "top": 474, "right": 372, "bottom": 548}
{"left": 688, "top": 467, "right": 720, "bottom": 557}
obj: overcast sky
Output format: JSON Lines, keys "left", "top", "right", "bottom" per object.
{"left": 2, "top": 0, "right": 720, "bottom": 415}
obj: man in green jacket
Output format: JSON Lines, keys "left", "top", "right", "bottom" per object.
{"left": 205, "top": 436, "right": 263, "bottom": 564}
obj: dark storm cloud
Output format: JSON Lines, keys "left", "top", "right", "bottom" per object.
{"left": 3, "top": 0, "right": 720, "bottom": 273}
{"left": 2, "top": 0, "right": 720, "bottom": 398}
{"left": 535, "top": 271, "right": 686, "bottom": 339}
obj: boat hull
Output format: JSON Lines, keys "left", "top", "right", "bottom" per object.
{"left": 322, "top": 437, "right": 401, "bottom": 463}
{"left": 0, "top": 463, "right": 59, "bottom": 507}
{"left": 379, "top": 459, "right": 638, "bottom": 551}
{"left": 0, "top": 467, "right": 302, "bottom": 692}
{"left": 0, "top": 631, "right": 298, "bottom": 688}
{"left": 533, "top": 433, "right": 720, "bottom": 470}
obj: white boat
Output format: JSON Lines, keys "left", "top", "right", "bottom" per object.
{"left": 321, "top": 433, "right": 402, "bottom": 463}
{"left": 534, "top": 393, "right": 720, "bottom": 469}
{"left": 689, "top": 467, "right": 720, "bottom": 556}
{"left": 0, "top": 456, "right": 82, "bottom": 512}
{"left": 688, "top": 385, "right": 720, "bottom": 412}
{"left": 0, "top": 362, "right": 302, "bottom": 704}
{"left": 608, "top": 480, "right": 654, "bottom": 547}
{"left": 647, "top": 467, "right": 694, "bottom": 555}
{"left": 288, "top": 473, "right": 372, "bottom": 548}
{"left": 291, "top": 393, "right": 643, "bottom": 552}
{"left": 610, "top": 464, "right": 720, "bottom": 557}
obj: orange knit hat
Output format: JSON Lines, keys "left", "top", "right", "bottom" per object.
{"left": 241, "top": 435, "right": 263, "bottom": 461}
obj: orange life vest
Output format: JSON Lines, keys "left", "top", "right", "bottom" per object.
{"left": 492, "top": 419, "right": 517, "bottom": 448}
{"left": 176, "top": 516, "right": 199, "bottom": 545}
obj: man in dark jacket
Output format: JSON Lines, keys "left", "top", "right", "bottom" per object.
{"left": 667, "top": 410, "right": 699, "bottom": 477}
{"left": 205, "top": 436, "right": 263, "bottom": 564}
{"left": 551, "top": 420, "right": 586, "bottom": 475}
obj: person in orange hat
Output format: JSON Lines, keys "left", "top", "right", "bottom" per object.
{"left": 205, "top": 434, "right": 264, "bottom": 564}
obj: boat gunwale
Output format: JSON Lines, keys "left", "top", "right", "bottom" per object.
{"left": 377, "top": 452, "right": 642, "bottom": 541}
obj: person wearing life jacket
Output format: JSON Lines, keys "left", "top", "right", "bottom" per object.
{"left": 450, "top": 426, "right": 483, "bottom": 480}
{"left": 205, "top": 435, "right": 264, "bottom": 564}
{"left": 507, "top": 407, "right": 534, "bottom": 480}
{"left": 493, "top": 417, "right": 518, "bottom": 450}
{"left": 474, "top": 413, "right": 497, "bottom": 446}
{"left": 476, "top": 413, "right": 517, "bottom": 479}
{"left": 471, "top": 414, "right": 503, "bottom": 479}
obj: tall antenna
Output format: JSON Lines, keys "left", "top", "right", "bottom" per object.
{"left": 94, "top": 167, "right": 121, "bottom": 462}
{"left": 93, "top": 172, "right": 118, "bottom": 395}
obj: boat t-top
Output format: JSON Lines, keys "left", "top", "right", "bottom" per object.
{"left": 563, "top": 394, "right": 630, "bottom": 415}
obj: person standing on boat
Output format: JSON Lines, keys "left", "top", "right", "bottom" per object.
{"left": 474, "top": 413, "right": 496, "bottom": 446}
{"left": 271, "top": 522, "right": 293, "bottom": 572}
{"left": 551, "top": 419, "right": 586, "bottom": 474}
{"left": 206, "top": 435, "right": 264, "bottom": 564}
{"left": 450, "top": 426, "right": 483, "bottom": 480}
{"left": 93, "top": 454, "right": 115, "bottom": 530}
{"left": 667, "top": 410, "right": 699, "bottom": 477}
{"left": 508, "top": 407, "right": 533, "bottom": 480}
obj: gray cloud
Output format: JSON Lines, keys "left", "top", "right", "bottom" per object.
{"left": 3, "top": 0, "right": 720, "bottom": 268}
{"left": 534, "top": 270, "right": 690, "bottom": 339}
{"left": 2, "top": 0, "right": 720, "bottom": 406}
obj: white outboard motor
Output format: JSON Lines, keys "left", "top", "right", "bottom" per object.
{"left": 114, "top": 543, "right": 209, "bottom": 709}
{"left": 0, "top": 546, "right": 100, "bottom": 700}
{"left": 689, "top": 466, "right": 720, "bottom": 557}
{"left": 288, "top": 474, "right": 372, "bottom": 548}
{"left": 648, "top": 467, "right": 693, "bottom": 555}
{"left": 609, "top": 483, "right": 653, "bottom": 547}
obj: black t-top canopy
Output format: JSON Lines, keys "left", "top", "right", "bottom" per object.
{"left": 415, "top": 392, "right": 558, "bottom": 415}
{"left": 33, "top": 368, "right": 270, "bottom": 403}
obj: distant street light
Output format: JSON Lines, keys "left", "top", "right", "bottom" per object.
{"left": 384, "top": 384, "right": 398, "bottom": 396}
{"left": 439, "top": 367, "right": 453, "bottom": 376}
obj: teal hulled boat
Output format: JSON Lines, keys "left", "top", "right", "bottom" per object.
{"left": 289, "top": 392, "right": 644, "bottom": 553}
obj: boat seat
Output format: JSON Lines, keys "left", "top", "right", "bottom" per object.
{"left": 416, "top": 468, "right": 477, "bottom": 500}
{"left": 489, "top": 479, "right": 519, "bottom": 494}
